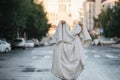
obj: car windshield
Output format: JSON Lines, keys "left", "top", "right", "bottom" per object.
{"left": 0, "top": 40, "right": 6, "bottom": 44}
{"left": 104, "top": 38, "right": 112, "bottom": 41}
{"left": 14, "top": 39, "right": 22, "bottom": 42}
{"left": 26, "top": 40, "right": 33, "bottom": 43}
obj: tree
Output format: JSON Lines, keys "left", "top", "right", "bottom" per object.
{"left": 0, "top": 0, "right": 49, "bottom": 41}
{"left": 94, "top": 0, "right": 120, "bottom": 38}
{"left": 24, "top": 2, "right": 49, "bottom": 40}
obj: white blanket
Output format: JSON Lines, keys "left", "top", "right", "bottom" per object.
{"left": 51, "top": 22, "right": 91, "bottom": 80}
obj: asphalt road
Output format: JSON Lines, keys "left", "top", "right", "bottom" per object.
{"left": 0, "top": 45, "right": 120, "bottom": 80}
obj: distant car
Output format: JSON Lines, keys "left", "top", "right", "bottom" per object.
{"left": 44, "top": 41, "right": 49, "bottom": 46}
{"left": 32, "top": 39, "right": 40, "bottom": 47}
{"left": 100, "top": 38, "right": 116, "bottom": 45}
{"left": 92, "top": 39, "right": 100, "bottom": 46}
{"left": 115, "top": 40, "right": 120, "bottom": 44}
{"left": 12, "top": 38, "right": 26, "bottom": 49}
{"left": 0, "top": 40, "right": 11, "bottom": 53}
{"left": 25, "top": 40, "right": 34, "bottom": 48}
{"left": 39, "top": 42, "right": 44, "bottom": 46}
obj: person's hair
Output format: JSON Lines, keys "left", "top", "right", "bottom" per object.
{"left": 61, "top": 20, "right": 65, "bottom": 26}
{"left": 78, "top": 22, "right": 83, "bottom": 34}
{"left": 61, "top": 20, "right": 65, "bottom": 24}
{"left": 78, "top": 22, "right": 83, "bottom": 27}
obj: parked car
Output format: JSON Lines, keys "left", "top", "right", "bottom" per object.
{"left": 32, "top": 38, "right": 40, "bottom": 47}
{"left": 12, "top": 38, "right": 26, "bottom": 49}
{"left": 0, "top": 40, "right": 11, "bottom": 53}
{"left": 100, "top": 38, "right": 116, "bottom": 45}
{"left": 44, "top": 41, "right": 49, "bottom": 46}
{"left": 92, "top": 38, "right": 116, "bottom": 46}
{"left": 115, "top": 40, "right": 120, "bottom": 44}
{"left": 92, "top": 39, "right": 100, "bottom": 46}
{"left": 39, "top": 41, "right": 45, "bottom": 46}
{"left": 25, "top": 40, "right": 34, "bottom": 48}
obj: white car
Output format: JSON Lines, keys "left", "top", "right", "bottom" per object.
{"left": 100, "top": 38, "right": 116, "bottom": 45}
{"left": 13, "top": 38, "right": 26, "bottom": 49}
{"left": 25, "top": 40, "right": 34, "bottom": 47}
{"left": 0, "top": 40, "right": 11, "bottom": 53}
{"left": 32, "top": 38, "right": 40, "bottom": 47}
{"left": 92, "top": 39, "right": 100, "bottom": 45}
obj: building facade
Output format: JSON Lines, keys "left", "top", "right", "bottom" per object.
{"left": 79, "top": 8, "right": 84, "bottom": 23}
{"left": 35, "top": 0, "right": 72, "bottom": 26}
{"left": 83, "top": 0, "right": 118, "bottom": 31}
{"left": 58, "top": 0, "right": 72, "bottom": 25}
{"left": 101, "top": 0, "right": 118, "bottom": 9}
{"left": 83, "top": 0, "right": 95, "bottom": 30}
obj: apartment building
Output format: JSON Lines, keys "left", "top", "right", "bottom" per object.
{"left": 83, "top": 0, "right": 95, "bottom": 30}
{"left": 83, "top": 0, "right": 118, "bottom": 31}
{"left": 35, "top": 0, "right": 72, "bottom": 25}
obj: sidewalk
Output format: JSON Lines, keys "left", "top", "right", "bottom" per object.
{"left": 111, "top": 44, "right": 120, "bottom": 48}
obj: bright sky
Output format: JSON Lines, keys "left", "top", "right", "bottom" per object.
{"left": 71, "top": 0, "right": 84, "bottom": 20}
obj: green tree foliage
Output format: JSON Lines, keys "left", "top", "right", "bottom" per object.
{"left": 94, "top": 0, "right": 120, "bottom": 38}
{"left": 24, "top": 3, "right": 49, "bottom": 39}
{"left": 0, "top": 0, "right": 49, "bottom": 40}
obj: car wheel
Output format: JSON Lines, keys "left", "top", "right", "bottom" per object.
{"left": 5, "top": 48, "right": 9, "bottom": 53}
{"left": 22, "top": 47, "right": 26, "bottom": 50}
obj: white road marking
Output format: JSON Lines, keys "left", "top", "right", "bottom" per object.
{"left": 31, "top": 50, "right": 37, "bottom": 53}
{"left": 44, "top": 56, "right": 51, "bottom": 59}
{"left": 84, "top": 50, "right": 88, "bottom": 53}
{"left": 91, "top": 50, "right": 97, "bottom": 53}
{"left": 31, "top": 50, "right": 53, "bottom": 54}
{"left": 105, "top": 55, "right": 117, "bottom": 58}
{"left": 93, "top": 55, "right": 101, "bottom": 58}
{"left": 32, "top": 56, "right": 38, "bottom": 59}
{"left": 40, "top": 51, "right": 53, "bottom": 53}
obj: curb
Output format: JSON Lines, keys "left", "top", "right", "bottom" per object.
{"left": 111, "top": 44, "right": 120, "bottom": 48}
